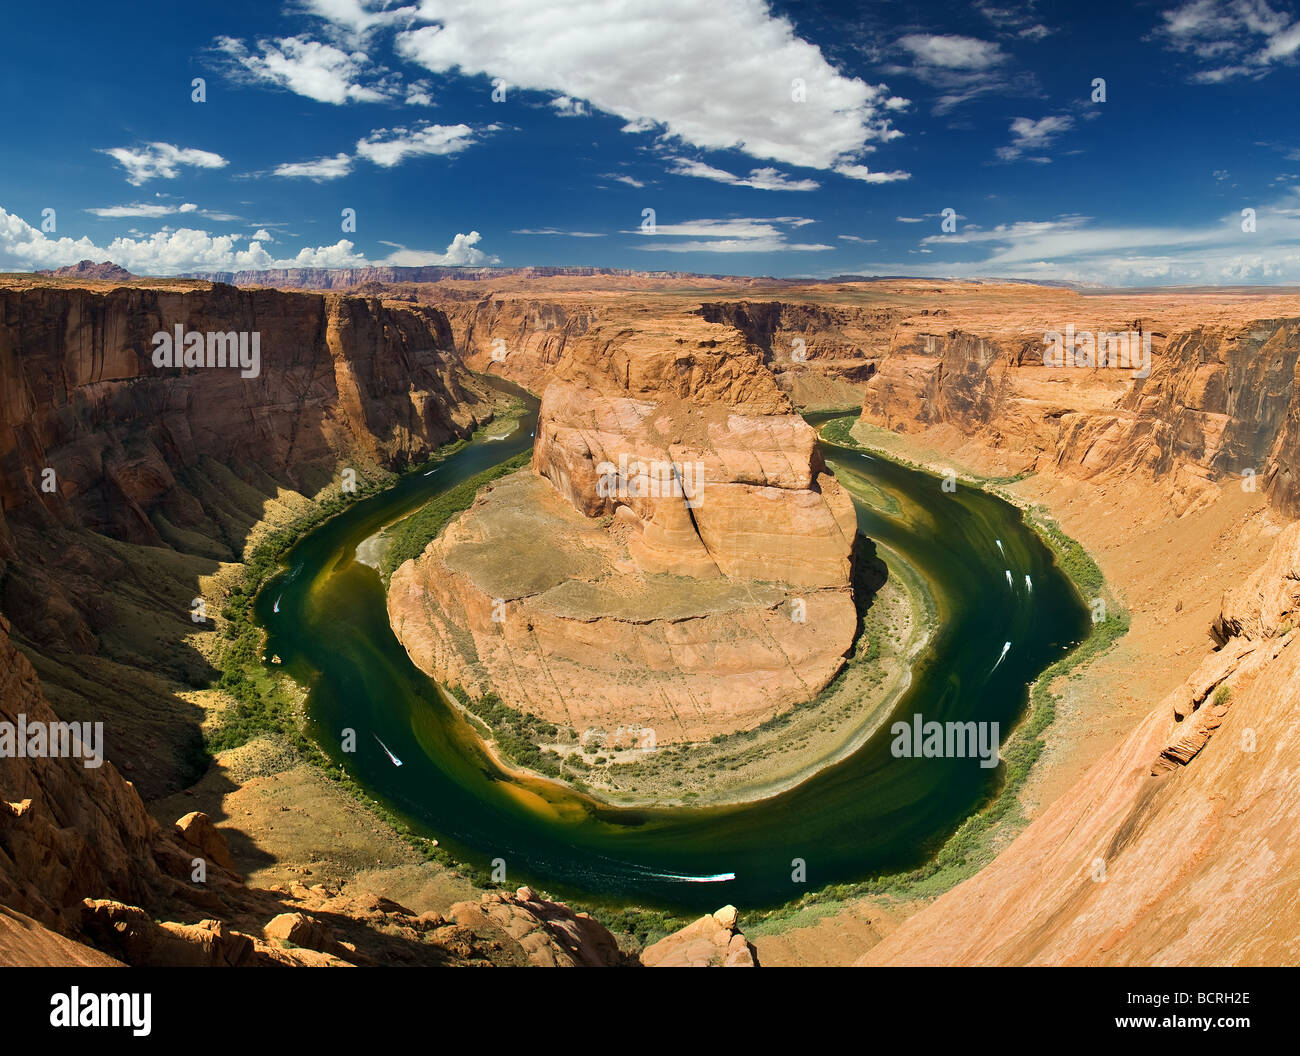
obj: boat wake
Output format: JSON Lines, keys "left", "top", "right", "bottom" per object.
{"left": 374, "top": 735, "right": 403, "bottom": 767}
{"left": 989, "top": 640, "right": 1011, "bottom": 674}
{"left": 641, "top": 870, "right": 737, "bottom": 884}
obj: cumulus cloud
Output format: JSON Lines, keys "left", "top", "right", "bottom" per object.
{"left": 216, "top": 35, "right": 394, "bottom": 103}
{"left": 382, "top": 230, "right": 497, "bottom": 265}
{"left": 389, "top": 0, "right": 904, "bottom": 172}
{"left": 0, "top": 205, "right": 495, "bottom": 274}
{"left": 100, "top": 143, "right": 228, "bottom": 186}
{"left": 354, "top": 122, "right": 479, "bottom": 165}
{"left": 273, "top": 153, "right": 355, "bottom": 180}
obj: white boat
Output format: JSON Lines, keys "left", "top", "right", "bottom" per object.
{"left": 374, "top": 735, "right": 403, "bottom": 767}
{"left": 273, "top": 595, "right": 281, "bottom": 613}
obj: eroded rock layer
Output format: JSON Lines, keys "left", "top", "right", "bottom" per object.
{"left": 389, "top": 320, "right": 858, "bottom": 742}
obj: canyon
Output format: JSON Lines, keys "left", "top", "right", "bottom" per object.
{"left": 4, "top": 268, "right": 1300, "bottom": 966}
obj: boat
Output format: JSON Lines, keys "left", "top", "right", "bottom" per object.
{"left": 374, "top": 735, "right": 403, "bottom": 767}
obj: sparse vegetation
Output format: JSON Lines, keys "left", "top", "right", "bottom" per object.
{"left": 380, "top": 452, "right": 530, "bottom": 577}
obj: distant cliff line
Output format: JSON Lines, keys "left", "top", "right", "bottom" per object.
{"left": 180, "top": 265, "right": 781, "bottom": 289}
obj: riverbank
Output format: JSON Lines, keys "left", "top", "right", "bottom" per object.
{"left": 151, "top": 386, "right": 527, "bottom": 901}
{"left": 741, "top": 417, "right": 1131, "bottom": 944}
{"left": 751, "top": 413, "right": 1278, "bottom": 961}
{"left": 432, "top": 518, "right": 933, "bottom": 809}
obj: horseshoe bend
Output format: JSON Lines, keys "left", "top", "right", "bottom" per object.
{"left": 2, "top": 266, "right": 1300, "bottom": 982}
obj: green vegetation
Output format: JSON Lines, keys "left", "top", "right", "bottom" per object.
{"left": 1213, "top": 684, "right": 1233, "bottom": 706}
{"left": 208, "top": 471, "right": 394, "bottom": 753}
{"left": 447, "top": 685, "right": 565, "bottom": 779}
{"left": 198, "top": 414, "right": 527, "bottom": 890}
{"left": 380, "top": 451, "right": 530, "bottom": 577}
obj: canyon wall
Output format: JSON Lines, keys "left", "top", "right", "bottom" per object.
{"left": 0, "top": 279, "right": 497, "bottom": 798}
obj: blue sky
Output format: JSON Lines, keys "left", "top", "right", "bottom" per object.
{"left": 3, "top": 0, "right": 1300, "bottom": 284}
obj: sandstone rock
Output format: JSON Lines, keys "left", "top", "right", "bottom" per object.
{"left": 448, "top": 890, "right": 624, "bottom": 967}
{"left": 390, "top": 331, "right": 858, "bottom": 742}
{"left": 641, "top": 906, "right": 758, "bottom": 967}
{"left": 174, "top": 811, "right": 236, "bottom": 872}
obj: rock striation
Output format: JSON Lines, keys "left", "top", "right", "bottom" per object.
{"left": 388, "top": 318, "right": 858, "bottom": 742}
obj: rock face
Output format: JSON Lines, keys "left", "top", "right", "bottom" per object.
{"left": 448, "top": 887, "right": 625, "bottom": 967}
{"left": 389, "top": 318, "right": 859, "bottom": 742}
{"left": 0, "top": 614, "right": 165, "bottom": 933}
{"left": 641, "top": 905, "right": 758, "bottom": 967}
{"left": 36, "top": 260, "right": 134, "bottom": 281}
{"left": 0, "top": 281, "right": 485, "bottom": 547}
{"left": 1, "top": 606, "right": 634, "bottom": 968}
{"left": 0, "top": 278, "right": 499, "bottom": 799}
{"left": 863, "top": 521, "right": 1300, "bottom": 967}
{"left": 856, "top": 313, "right": 1300, "bottom": 519}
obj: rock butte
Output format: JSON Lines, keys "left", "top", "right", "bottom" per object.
{"left": 6, "top": 270, "right": 1300, "bottom": 965}
{"left": 388, "top": 317, "right": 858, "bottom": 742}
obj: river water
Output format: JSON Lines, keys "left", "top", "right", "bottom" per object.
{"left": 255, "top": 392, "right": 1088, "bottom": 913}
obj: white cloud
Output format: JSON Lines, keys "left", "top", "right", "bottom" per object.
{"left": 405, "top": 80, "right": 434, "bottom": 105}
{"left": 906, "top": 199, "right": 1300, "bottom": 284}
{"left": 834, "top": 163, "right": 910, "bottom": 183}
{"left": 0, "top": 205, "right": 495, "bottom": 274}
{"left": 86, "top": 202, "right": 199, "bottom": 218}
{"left": 101, "top": 143, "right": 228, "bottom": 186}
{"left": 1156, "top": 0, "right": 1300, "bottom": 81}
{"left": 604, "top": 173, "right": 646, "bottom": 188}
{"left": 888, "top": 32, "right": 1021, "bottom": 112}
{"left": 274, "top": 153, "right": 355, "bottom": 180}
{"left": 355, "top": 122, "right": 479, "bottom": 165}
{"left": 389, "top": 0, "right": 903, "bottom": 172}
{"left": 514, "top": 227, "right": 605, "bottom": 237}
{"left": 383, "top": 230, "right": 497, "bottom": 265}
{"left": 668, "top": 158, "right": 820, "bottom": 191}
{"left": 217, "top": 35, "right": 392, "bottom": 103}
{"left": 996, "top": 115, "right": 1074, "bottom": 161}
{"left": 549, "top": 95, "right": 589, "bottom": 117}
{"left": 632, "top": 215, "right": 830, "bottom": 253}
{"left": 897, "top": 33, "right": 1005, "bottom": 69}
{"left": 300, "top": 0, "right": 418, "bottom": 44}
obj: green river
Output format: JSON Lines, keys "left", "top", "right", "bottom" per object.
{"left": 254, "top": 386, "right": 1089, "bottom": 914}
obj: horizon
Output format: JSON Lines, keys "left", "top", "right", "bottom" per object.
{"left": 4, "top": 0, "right": 1300, "bottom": 286}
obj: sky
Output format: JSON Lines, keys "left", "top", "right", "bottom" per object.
{"left": 2, "top": 0, "right": 1300, "bottom": 285}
